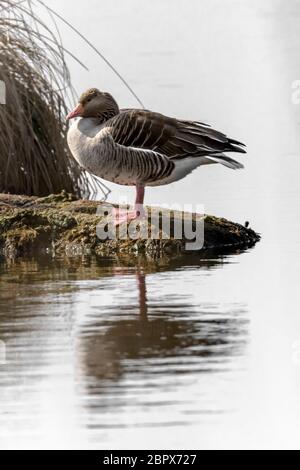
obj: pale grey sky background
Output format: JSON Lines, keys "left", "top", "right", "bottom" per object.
{"left": 42, "top": 0, "right": 300, "bottom": 234}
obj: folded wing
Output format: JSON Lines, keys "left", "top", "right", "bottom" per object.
{"left": 107, "top": 109, "right": 246, "bottom": 161}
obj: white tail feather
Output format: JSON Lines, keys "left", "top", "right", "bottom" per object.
{"left": 206, "top": 153, "right": 244, "bottom": 169}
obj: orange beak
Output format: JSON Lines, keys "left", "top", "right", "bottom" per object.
{"left": 66, "top": 103, "right": 84, "bottom": 120}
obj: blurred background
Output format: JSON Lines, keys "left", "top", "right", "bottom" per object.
{"left": 43, "top": 0, "right": 300, "bottom": 226}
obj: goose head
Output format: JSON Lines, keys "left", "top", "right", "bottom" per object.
{"left": 66, "top": 88, "right": 119, "bottom": 121}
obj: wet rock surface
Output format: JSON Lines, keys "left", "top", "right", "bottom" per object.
{"left": 0, "top": 192, "right": 260, "bottom": 258}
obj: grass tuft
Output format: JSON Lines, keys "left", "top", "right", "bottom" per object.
{"left": 0, "top": 0, "right": 97, "bottom": 198}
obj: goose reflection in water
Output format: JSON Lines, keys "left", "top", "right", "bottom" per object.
{"left": 0, "top": 252, "right": 248, "bottom": 434}
{"left": 75, "top": 259, "right": 248, "bottom": 414}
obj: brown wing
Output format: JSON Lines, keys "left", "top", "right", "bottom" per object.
{"left": 107, "top": 109, "right": 246, "bottom": 159}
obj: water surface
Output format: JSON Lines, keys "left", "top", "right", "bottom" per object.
{"left": 1, "top": 0, "right": 300, "bottom": 449}
{"left": 0, "top": 251, "right": 251, "bottom": 449}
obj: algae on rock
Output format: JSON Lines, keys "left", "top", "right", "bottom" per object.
{"left": 0, "top": 192, "right": 260, "bottom": 258}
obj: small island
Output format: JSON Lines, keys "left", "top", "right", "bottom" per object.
{"left": 0, "top": 192, "right": 260, "bottom": 258}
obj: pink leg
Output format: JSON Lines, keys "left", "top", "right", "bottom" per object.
{"left": 134, "top": 184, "right": 145, "bottom": 217}
{"left": 112, "top": 184, "right": 146, "bottom": 226}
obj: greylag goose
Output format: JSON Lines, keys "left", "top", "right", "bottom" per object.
{"left": 67, "top": 88, "right": 245, "bottom": 224}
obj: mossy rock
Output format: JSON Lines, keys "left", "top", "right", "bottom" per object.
{"left": 0, "top": 192, "right": 260, "bottom": 258}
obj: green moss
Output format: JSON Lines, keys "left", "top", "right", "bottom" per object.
{"left": 36, "top": 190, "right": 77, "bottom": 204}
{"left": 0, "top": 192, "right": 260, "bottom": 258}
{"left": 5, "top": 227, "right": 37, "bottom": 244}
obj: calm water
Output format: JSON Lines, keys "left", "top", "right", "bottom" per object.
{"left": 0, "top": 241, "right": 299, "bottom": 450}
{"left": 0, "top": 250, "right": 251, "bottom": 449}
{"left": 1, "top": 0, "right": 300, "bottom": 449}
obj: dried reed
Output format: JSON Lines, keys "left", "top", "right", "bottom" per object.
{"left": 0, "top": 0, "right": 102, "bottom": 198}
